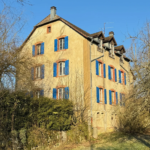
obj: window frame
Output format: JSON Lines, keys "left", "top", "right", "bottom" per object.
{"left": 97, "top": 86, "right": 104, "bottom": 103}
{"left": 56, "top": 85, "right": 66, "bottom": 99}
{"left": 33, "top": 41, "right": 44, "bottom": 56}
{"left": 120, "top": 69, "right": 125, "bottom": 85}
{"left": 55, "top": 59, "right": 67, "bottom": 77}
{"left": 110, "top": 89, "right": 116, "bottom": 105}
{"left": 47, "top": 25, "right": 51, "bottom": 33}
{"left": 97, "top": 60, "right": 104, "bottom": 78}
{"left": 32, "top": 64, "right": 44, "bottom": 81}
{"left": 109, "top": 65, "right": 115, "bottom": 82}
{"left": 56, "top": 35, "right": 67, "bottom": 51}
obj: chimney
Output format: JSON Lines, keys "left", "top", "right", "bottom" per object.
{"left": 109, "top": 31, "right": 114, "bottom": 37}
{"left": 50, "top": 6, "right": 56, "bottom": 20}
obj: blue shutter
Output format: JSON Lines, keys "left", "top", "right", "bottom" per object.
{"left": 119, "top": 70, "right": 121, "bottom": 83}
{"left": 30, "top": 91, "right": 33, "bottom": 98}
{"left": 124, "top": 73, "right": 126, "bottom": 85}
{"left": 40, "top": 90, "right": 44, "bottom": 97}
{"left": 32, "top": 45, "right": 35, "bottom": 56}
{"left": 116, "top": 92, "right": 118, "bottom": 105}
{"left": 41, "top": 65, "right": 44, "bottom": 79}
{"left": 41, "top": 42, "right": 44, "bottom": 54}
{"left": 65, "top": 60, "right": 69, "bottom": 75}
{"left": 31, "top": 67, "right": 34, "bottom": 80}
{"left": 115, "top": 68, "right": 117, "bottom": 82}
{"left": 53, "top": 63, "right": 57, "bottom": 77}
{"left": 109, "top": 90, "right": 112, "bottom": 105}
{"left": 64, "top": 87, "right": 69, "bottom": 99}
{"left": 108, "top": 66, "right": 111, "bottom": 80}
{"left": 103, "top": 64, "right": 106, "bottom": 78}
{"left": 96, "top": 60, "right": 99, "bottom": 75}
{"left": 120, "top": 93, "right": 122, "bottom": 106}
{"left": 104, "top": 89, "right": 107, "bottom": 104}
{"left": 53, "top": 88, "right": 57, "bottom": 99}
{"left": 54, "top": 39, "right": 58, "bottom": 51}
{"left": 96, "top": 87, "right": 99, "bottom": 103}
{"left": 64, "top": 36, "right": 68, "bottom": 49}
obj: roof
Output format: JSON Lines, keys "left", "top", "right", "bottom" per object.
{"left": 103, "top": 36, "right": 117, "bottom": 46}
{"left": 115, "top": 45, "right": 126, "bottom": 53}
{"left": 90, "top": 31, "right": 105, "bottom": 38}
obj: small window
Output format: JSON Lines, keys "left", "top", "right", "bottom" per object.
{"left": 58, "top": 88, "right": 65, "bottom": 99}
{"left": 36, "top": 44, "right": 41, "bottom": 55}
{"left": 47, "top": 26, "right": 51, "bottom": 33}
{"left": 99, "top": 63, "right": 102, "bottom": 76}
{"left": 35, "top": 91, "right": 40, "bottom": 98}
{"left": 35, "top": 66, "right": 41, "bottom": 79}
{"left": 59, "top": 38, "right": 65, "bottom": 50}
{"left": 59, "top": 62, "right": 65, "bottom": 76}
{"left": 110, "top": 67, "right": 114, "bottom": 80}
{"left": 111, "top": 91, "right": 115, "bottom": 104}
{"left": 99, "top": 88, "right": 103, "bottom": 102}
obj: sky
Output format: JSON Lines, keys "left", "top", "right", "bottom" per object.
{"left": 1, "top": 0, "right": 150, "bottom": 51}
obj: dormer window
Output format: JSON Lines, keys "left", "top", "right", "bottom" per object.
{"left": 97, "top": 39, "right": 103, "bottom": 53}
{"left": 120, "top": 55, "right": 124, "bottom": 63}
{"left": 109, "top": 44, "right": 115, "bottom": 58}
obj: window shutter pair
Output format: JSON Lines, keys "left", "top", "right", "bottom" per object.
{"left": 53, "top": 87, "right": 69, "bottom": 99}
{"left": 53, "top": 60, "right": 69, "bottom": 77}
{"left": 96, "top": 60, "right": 106, "bottom": 77}
{"left": 31, "top": 65, "right": 45, "bottom": 80}
{"left": 54, "top": 36, "right": 69, "bottom": 51}
{"left": 96, "top": 87, "right": 107, "bottom": 104}
{"left": 32, "top": 43, "right": 44, "bottom": 56}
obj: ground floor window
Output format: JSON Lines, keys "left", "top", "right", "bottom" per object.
{"left": 58, "top": 88, "right": 65, "bottom": 99}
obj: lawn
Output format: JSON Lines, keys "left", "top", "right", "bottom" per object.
{"left": 71, "top": 132, "right": 150, "bottom": 150}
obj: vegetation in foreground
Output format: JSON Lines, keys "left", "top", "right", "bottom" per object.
{"left": 65, "top": 132, "right": 150, "bottom": 150}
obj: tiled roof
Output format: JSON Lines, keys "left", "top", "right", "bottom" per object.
{"left": 103, "top": 36, "right": 117, "bottom": 46}
{"left": 115, "top": 45, "right": 126, "bottom": 53}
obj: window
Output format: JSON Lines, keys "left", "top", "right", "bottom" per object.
{"left": 47, "top": 26, "right": 51, "bottom": 33}
{"left": 31, "top": 65, "right": 45, "bottom": 80}
{"left": 108, "top": 65, "right": 116, "bottom": 81}
{"left": 53, "top": 60, "right": 69, "bottom": 77}
{"left": 99, "top": 63, "right": 102, "bottom": 76}
{"left": 35, "top": 66, "right": 41, "bottom": 78}
{"left": 59, "top": 38, "right": 65, "bottom": 50}
{"left": 109, "top": 43, "right": 115, "bottom": 58}
{"left": 37, "top": 44, "right": 41, "bottom": 55}
{"left": 58, "top": 88, "right": 64, "bottom": 99}
{"left": 119, "top": 70, "right": 126, "bottom": 84}
{"left": 30, "top": 89, "right": 44, "bottom": 98}
{"left": 53, "top": 87, "right": 69, "bottom": 99}
{"left": 54, "top": 36, "right": 68, "bottom": 51}
{"left": 120, "top": 93, "right": 125, "bottom": 106}
{"left": 59, "top": 62, "right": 65, "bottom": 76}
{"left": 32, "top": 42, "right": 44, "bottom": 56}
{"left": 96, "top": 60, "right": 106, "bottom": 77}
{"left": 96, "top": 87, "right": 107, "bottom": 104}
{"left": 111, "top": 91, "right": 115, "bottom": 104}
{"left": 109, "top": 90, "right": 116, "bottom": 105}
{"left": 35, "top": 90, "right": 40, "bottom": 98}
{"left": 110, "top": 67, "right": 114, "bottom": 80}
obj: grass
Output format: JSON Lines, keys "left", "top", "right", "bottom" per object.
{"left": 71, "top": 132, "right": 150, "bottom": 150}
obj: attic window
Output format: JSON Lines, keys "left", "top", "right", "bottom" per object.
{"left": 47, "top": 26, "right": 51, "bottom": 33}
{"left": 109, "top": 44, "right": 115, "bottom": 59}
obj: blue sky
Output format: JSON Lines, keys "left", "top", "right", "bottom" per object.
{"left": 1, "top": 0, "right": 150, "bottom": 50}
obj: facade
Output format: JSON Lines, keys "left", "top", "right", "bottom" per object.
{"left": 20, "top": 6, "right": 134, "bottom": 136}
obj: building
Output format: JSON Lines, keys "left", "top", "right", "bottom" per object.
{"left": 20, "top": 6, "right": 134, "bottom": 136}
